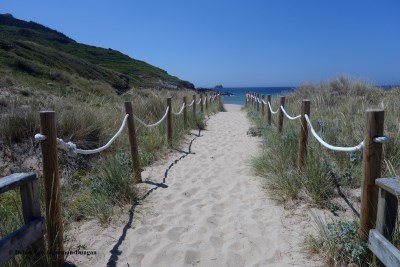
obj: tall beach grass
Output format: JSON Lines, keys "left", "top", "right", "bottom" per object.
{"left": 246, "top": 76, "right": 400, "bottom": 265}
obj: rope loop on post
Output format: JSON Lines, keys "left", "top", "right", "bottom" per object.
{"left": 373, "top": 135, "right": 389, "bottom": 143}
{"left": 34, "top": 114, "right": 130, "bottom": 157}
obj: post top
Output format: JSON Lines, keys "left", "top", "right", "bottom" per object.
{"left": 39, "top": 110, "right": 55, "bottom": 114}
{"left": 302, "top": 99, "right": 311, "bottom": 102}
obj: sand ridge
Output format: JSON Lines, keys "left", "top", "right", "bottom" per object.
{"left": 68, "top": 104, "right": 321, "bottom": 267}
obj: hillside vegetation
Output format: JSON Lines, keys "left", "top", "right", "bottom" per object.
{"left": 0, "top": 13, "right": 194, "bottom": 95}
{"left": 0, "top": 13, "right": 221, "bottom": 266}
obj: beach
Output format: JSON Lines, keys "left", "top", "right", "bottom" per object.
{"left": 67, "top": 104, "right": 321, "bottom": 266}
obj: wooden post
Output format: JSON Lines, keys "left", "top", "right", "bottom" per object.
{"left": 193, "top": 94, "right": 196, "bottom": 118}
{"left": 261, "top": 95, "right": 265, "bottom": 117}
{"left": 167, "top": 97, "right": 173, "bottom": 146}
{"left": 200, "top": 94, "right": 204, "bottom": 113}
{"left": 267, "top": 94, "right": 272, "bottom": 125}
{"left": 39, "top": 111, "right": 64, "bottom": 267}
{"left": 20, "top": 175, "right": 47, "bottom": 266}
{"left": 359, "top": 109, "right": 385, "bottom": 241}
{"left": 297, "top": 100, "right": 311, "bottom": 169}
{"left": 124, "top": 101, "right": 142, "bottom": 183}
{"left": 183, "top": 96, "right": 188, "bottom": 129}
{"left": 278, "top": 96, "right": 285, "bottom": 132}
{"left": 205, "top": 93, "right": 208, "bottom": 111}
{"left": 257, "top": 94, "right": 260, "bottom": 112}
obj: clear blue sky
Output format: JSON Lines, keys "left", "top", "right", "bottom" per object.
{"left": 2, "top": 0, "right": 400, "bottom": 87}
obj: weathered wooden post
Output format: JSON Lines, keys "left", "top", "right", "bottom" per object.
{"left": 267, "top": 94, "right": 272, "bottom": 125}
{"left": 200, "top": 94, "right": 204, "bottom": 113}
{"left": 278, "top": 96, "right": 285, "bottom": 132}
{"left": 193, "top": 94, "right": 196, "bottom": 118}
{"left": 124, "top": 101, "right": 142, "bottom": 183}
{"left": 183, "top": 96, "right": 188, "bottom": 129}
{"left": 167, "top": 97, "right": 173, "bottom": 146}
{"left": 257, "top": 94, "right": 260, "bottom": 112}
{"left": 297, "top": 100, "right": 311, "bottom": 169}
{"left": 359, "top": 109, "right": 385, "bottom": 241}
{"left": 19, "top": 174, "right": 47, "bottom": 266}
{"left": 205, "top": 93, "right": 208, "bottom": 111}
{"left": 261, "top": 95, "right": 265, "bottom": 117}
{"left": 39, "top": 111, "right": 64, "bottom": 267}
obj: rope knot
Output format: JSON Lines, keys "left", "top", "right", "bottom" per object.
{"left": 66, "top": 141, "right": 78, "bottom": 157}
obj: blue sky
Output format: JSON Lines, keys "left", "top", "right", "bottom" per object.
{"left": 2, "top": 0, "right": 400, "bottom": 87}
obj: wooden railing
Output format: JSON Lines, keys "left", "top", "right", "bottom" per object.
{"left": 0, "top": 173, "right": 47, "bottom": 266}
{"left": 369, "top": 178, "right": 400, "bottom": 266}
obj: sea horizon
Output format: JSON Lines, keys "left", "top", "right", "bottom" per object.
{"left": 220, "top": 85, "right": 399, "bottom": 105}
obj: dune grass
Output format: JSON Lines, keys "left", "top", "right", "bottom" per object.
{"left": 246, "top": 76, "right": 400, "bottom": 265}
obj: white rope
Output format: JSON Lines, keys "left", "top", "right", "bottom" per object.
{"left": 304, "top": 114, "right": 364, "bottom": 152}
{"left": 203, "top": 98, "right": 206, "bottom": 105}
{"left": 186, "top": 100, "right": 195, "bottom": 107}
{"left": 133, "top": 106, "right": 170, "bottom": 128}
{"left": 280, "top": 106, "right": 301, "bottom": 120}
{"left": 197, "top": 99, "right": 202, "bottom": 105}
{"left": 34, "top": 114, "right": 129, "bottom": 156}
{"left": 373, "top": 135, "right": 389, "bottom": 143}
{"left": 268, "top": 102, "right": 279, "bottom": 114}
{"left": 173, "top": 103, "right": 185, "bottom": 116}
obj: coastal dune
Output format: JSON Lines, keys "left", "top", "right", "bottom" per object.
{"left": 68, "top": 104, "right": 321, "bottom": 266}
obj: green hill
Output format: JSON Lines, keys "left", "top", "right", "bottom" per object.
{"left": 0, "top": 13, "right": 194, "bottom": 95}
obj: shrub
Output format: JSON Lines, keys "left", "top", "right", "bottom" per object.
{"left": 307, "top": 218, "right": 367, "bottom": 266}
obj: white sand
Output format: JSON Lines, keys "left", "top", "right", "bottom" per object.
{"left": 67, "top": 104, "right": 322, "bottom": 266}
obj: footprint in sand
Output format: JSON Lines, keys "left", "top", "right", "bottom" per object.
{"left": 184, "top": 250, "right": 201, "bottom": 265}
{"left": 167, "top": 226, "right": 186, "bottom": 241}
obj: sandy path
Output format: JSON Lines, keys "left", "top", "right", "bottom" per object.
{"left": 68, "top": 104, "right": 321, "bottom": 267}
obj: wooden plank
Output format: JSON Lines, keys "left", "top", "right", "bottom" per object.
{"left": 376, "top": 187, "right": 398, "bottom": 240}
{"left": 0, "top": 217, "right": 46, "bottom": 266}
{"left": 0, "top": 173, "right": 37, "bottom": 194}
{"left": 376, "top": 178, "right": 400, "bottom": 197}
{"left": 369, "top": 229, "right": 400, "bottom": 267}
{"left": 20, "top": 180, "right": 47, "bottom": 266}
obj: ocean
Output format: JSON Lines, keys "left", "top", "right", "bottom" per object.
{"left": 221, "top": 87, "right": 295, "bottom": 106}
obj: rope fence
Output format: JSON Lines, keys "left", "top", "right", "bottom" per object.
{"left": 245, "top": 91, "right": 396, "bottom": 261}
{"left": 22, "top": 92, "right": 222, "bottom": 265}
{"left": 133, "top": 106, "right": 170, "bottom": 128}
{"left": 246, "top": 93, "right": 389, "bottom": 151}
